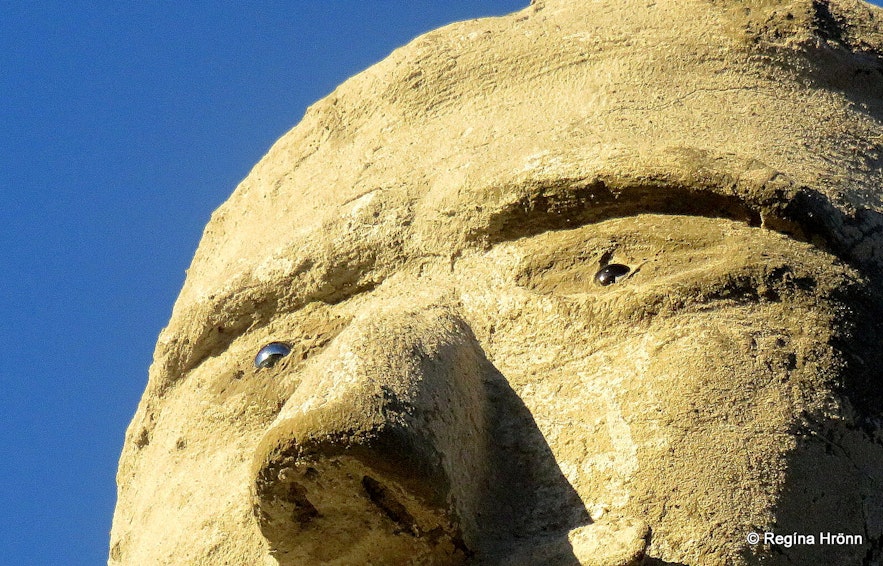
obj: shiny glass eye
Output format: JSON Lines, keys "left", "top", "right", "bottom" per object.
{"left": 254, "top": 342, "right": 291, "bottom": 368}
{"left": 594, "top": 263, "right": 630, "bottom": 286}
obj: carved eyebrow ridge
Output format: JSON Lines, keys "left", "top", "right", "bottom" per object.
{"left": 478, "top": 178, "right": 761, "bottom": 243}
{"left": 472, "top": 176, "right": 883, "bottom": 283}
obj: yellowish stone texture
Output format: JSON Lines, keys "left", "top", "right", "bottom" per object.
{"left": 112, "top": 1, "right": 883, "bottom": 564}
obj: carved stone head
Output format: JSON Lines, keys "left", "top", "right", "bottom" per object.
{"left": 111, "top": 1, "right": 883, "bottom": 564}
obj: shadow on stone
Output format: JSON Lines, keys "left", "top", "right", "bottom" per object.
{"left": 740, "top": 281, "right": 883, "bottom": 566}
{"left": 472, "top": 359, "right": 592, "bottom": 564}
{"left": 643, "top": 558, "right": 689, "bottom": 566}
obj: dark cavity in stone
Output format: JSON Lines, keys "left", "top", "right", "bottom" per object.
{"left": 362, "top": 475, "right": 418, "bottom": 535}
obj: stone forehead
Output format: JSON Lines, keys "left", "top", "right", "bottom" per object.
{"left": 152, "top": 0, "right": 883, "bottom": 389}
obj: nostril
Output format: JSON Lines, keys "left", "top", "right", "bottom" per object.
{"left": 362, "top": 475, "right": 419, "bottom": 535}
{"left": 255, "top": 342, "right": 291, "bottom": 368}
{"left": 286, "top": 482, "right": 320, "bottom": 526}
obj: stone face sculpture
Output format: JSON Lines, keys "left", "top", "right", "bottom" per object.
{"left": 110, "top": 0, "right": 883, "bottom": 564}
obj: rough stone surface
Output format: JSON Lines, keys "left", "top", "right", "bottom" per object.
{"left": 111, "top": 0, "right": 883, "bottom": 564}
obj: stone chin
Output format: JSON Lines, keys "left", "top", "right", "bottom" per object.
{"left": 111, "top": 1, "right": 883, "bottom": 565}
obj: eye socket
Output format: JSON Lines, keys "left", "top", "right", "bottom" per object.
{"left": 254, "top": 342, "right": 291, "bottom": 369}
{"left": 594, "top": 263, "right": 630, "bottom": 286}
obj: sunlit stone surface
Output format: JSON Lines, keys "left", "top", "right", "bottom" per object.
{"left": 111, "top": 1, "right": 883, "bottom": 564}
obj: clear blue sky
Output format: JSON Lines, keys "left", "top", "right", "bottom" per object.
{"left": 0, "top": 2, "right": 525, "bottom": 564}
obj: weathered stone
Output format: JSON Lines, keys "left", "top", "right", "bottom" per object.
{"left": 111, "top": 0, "right": 883, "bottom": 564}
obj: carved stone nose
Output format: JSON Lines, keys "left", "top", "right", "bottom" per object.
{"left": 251, "top": 307, "right": 491, "bottom": 565}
